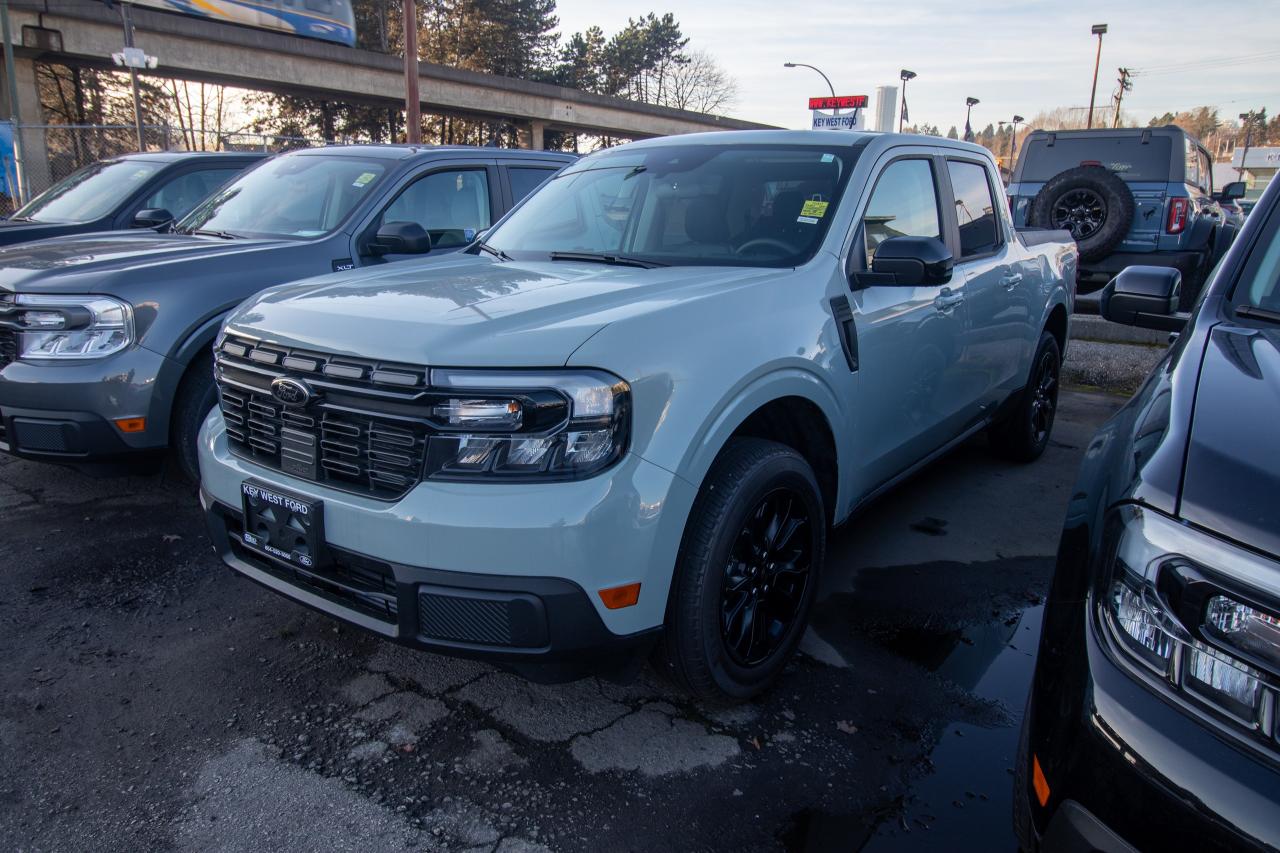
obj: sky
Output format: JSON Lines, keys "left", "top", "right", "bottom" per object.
{"left": 554, "top": 0, "right": 1280, "bottom": 132}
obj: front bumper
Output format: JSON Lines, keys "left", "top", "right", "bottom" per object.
{"left": 198, "top": 409, "right": 697, "bottom": 674}
{"left": 0, "top": 345, "right": 175, "bottom": 462}
{"left": 1020, "top": 598, "right": 1280, "bottom": 852}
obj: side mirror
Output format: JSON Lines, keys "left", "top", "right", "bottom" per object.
{"left": 1099, "top": 265, "right": 1187, "bottom": 332}
{"left": 1218, "top": 181, "right": 1246, "bottom": 201}
{"left": 132, "top": 208, "right": 174, "bottom": 229}
{"left": 366, "top": 221, "right": 432, "bottom": 256}
{"left": 854, "top": 235, "right": 954, "bottom": 288}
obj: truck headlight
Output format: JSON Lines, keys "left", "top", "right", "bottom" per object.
{"left": 13, "top": 294, "right": 134, "bottom": 360}
{"left": 1101, "top": 505, "right": 1280, "bottom": 736}
{"left": 422, "top": 368, "right": 629, "bottom": 481}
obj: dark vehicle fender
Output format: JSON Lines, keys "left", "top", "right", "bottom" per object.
{"left": 142, "top": 309, "right": 232, "bottom": 438}
{"left": 1185, "top": 215, "right": 1216, "bottom": 253}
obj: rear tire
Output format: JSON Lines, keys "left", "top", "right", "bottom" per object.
{"left": 1029, "top": 166, "right": 1134, "bottom": 263}
{"left": 170, "top": 351, "right": 217, "bottom": 483}
{"left": 990, "top": 332, "right": 1061, "bottom": 463}
{"left": 654, "top": 438, "right": 825, "bottom": 702}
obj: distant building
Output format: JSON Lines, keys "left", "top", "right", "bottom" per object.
{"left": 1231, "top": 146, "right": 1279, "bottom": 200}
{"left": 874, "top": 86, "right": 898, "bottom": 133}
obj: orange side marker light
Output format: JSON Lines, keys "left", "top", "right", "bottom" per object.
{"left": 114, "top": 417, "right": 146, "bottom": 433}
{"left": 1032, "top": 754, "right": 1051, "bottom": 807}
{"left": 598, "top": 583, "right": 641, "bottom": 610}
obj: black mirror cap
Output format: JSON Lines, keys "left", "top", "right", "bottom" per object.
{"left": 368, "top": 221, "right": 432, "bottom": 256}
{"left": 1218, "top": 181, "right": 1247, "bottom": 201}
{"left": 860, "top": 236, "right": 954, "bottom": 287}
{"left": 133, "top": 208, "right": 174, "bottom": 229}
{"left": 1100, "top": 265, "right": 1187, "bottom": 332}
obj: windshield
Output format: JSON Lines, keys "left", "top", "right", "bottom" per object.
{"left": 483, "top": 144, "right": 857, "bottom": 268}
{"left": 177, "top": 154, "right": 388, "bottom": 239}
{"left": 12, "top": 159, "right": 162, "bottom": 224}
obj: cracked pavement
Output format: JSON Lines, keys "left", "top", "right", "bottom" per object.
{"left": 0, "top": 391, "right": 1123, "bottom": 851}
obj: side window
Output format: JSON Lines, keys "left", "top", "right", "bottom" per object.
{"left": 1185, "top": 137, "right": 1201, "bottom": 189}
{"left": 508, "top": 167, "right": 558, "bottom": 205}
{"left": 381, "top": 169, "right": 491, "bottom": 249}
{"left": 142, "top": 168, "right": 241, "bottom": 220}
{"left": 946, "top": 160, "right": 1002, "bottom": 258}
{"left": 863, "top": 158, "right": 942, "bottom": 263}
{"left": 1199, "top": 149, "right": 1213, "bottom": 194}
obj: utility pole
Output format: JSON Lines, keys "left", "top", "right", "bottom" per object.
{"left": 1008, "top": 114, "right": 1024, "bottom": 172}
{"left": 120, "top": 3, "right": 145, "bottom": 150}
{"left": 1087, "top": 23, "right": 1107, "bottom": 129}
{"left": 402, "top": 0, "right": 421, "bottom": 144}
{"left": 1111, "top": 67, "right": 1132, "bottom": 128}
{"left": 1237, "top": 111, "right": 1257, "bottom": 182}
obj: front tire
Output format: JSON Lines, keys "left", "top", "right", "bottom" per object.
{"left": 655, "top": 438, "right": 825, "bottom": 701}
{"left": 170, "top": 351, "right": 218, "bottom": 483}
{"left": 990, "top": 331, "right": 1061, "bottom": 463}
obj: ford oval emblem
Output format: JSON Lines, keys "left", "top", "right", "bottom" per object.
{"left": 270, "top": 376, "right": 312, "bottom": 407}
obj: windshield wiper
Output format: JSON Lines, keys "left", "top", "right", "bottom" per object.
{"left": 548, "top": 251, "right": 667, "bottom": 269}
{"left": 474, "top": 240, "right": 512, "bottom": 261}
{"left": 1236, "top": 305, "right": 1280, "bottom": 325}
{"left": 189, "top": 228, "right": 240, "bottom": 240}
{"left": 5, "top": 215, "right": 34, "bottom": 223}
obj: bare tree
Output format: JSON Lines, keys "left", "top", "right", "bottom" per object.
{"left": 661, "top": 49, "right": 737, "bottom": 114}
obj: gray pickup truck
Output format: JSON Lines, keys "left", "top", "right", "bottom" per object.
{"left": 0, "top": 144, "right": 573, "bottom": 478}
{"left": 198, "top": 130, "right": 1076, "bottom": 699}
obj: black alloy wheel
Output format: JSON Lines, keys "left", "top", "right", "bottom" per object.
{"left": 720, "top": 488, "right": 813, "bottom": 667}
{"left": 1050, "top": 188, "right": 1107, "bottom": 241}
{"left": 1029, "top": 345, "right": 1059, "bottom": 446}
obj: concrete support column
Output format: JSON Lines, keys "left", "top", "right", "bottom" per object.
{"left": 516, "top": 119, "right": 545, "bottom": 150}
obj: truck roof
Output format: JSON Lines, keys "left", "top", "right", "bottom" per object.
{"left": 285, "top": 144, "right": 577, "bottom": 163}
{"left": 604, "top": 129, "right": 997, "bottom": 159}
{"left": 125, "top": 151, "right": 269, "bottom": 163}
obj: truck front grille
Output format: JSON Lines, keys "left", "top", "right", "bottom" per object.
{"left": 0, "top": 329, "right": 14, "bottom": 370}
{"left": 215, "top": 335, "right": 432, "bottom": 501}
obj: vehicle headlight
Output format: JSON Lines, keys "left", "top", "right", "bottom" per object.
{"left": 422, "top": 368, "right": 630, "bottom": 481}
{"left": 1101, "top": 505, "right": 1280, "bottom": 737}
{"left": 10, "top": 294, "right": 134, "bottom": 360}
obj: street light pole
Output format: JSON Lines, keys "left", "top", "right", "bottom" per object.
{"left": 1008, "top": 114, "right": 1024, "bottom": 172}
{"left": 899, "top": 69, "right": 916, "bottom": 133}
{"left": 783, "top": 62, "right": 836, "bottom": 97}
{"left": 1087, "top": 23, "right": 1108, "bottom": 129}
{"left": 402, "top": 0, "right": 421, "bottom": 144}
{"left": 964, "top": 96, "right": 979, "bottom": 141}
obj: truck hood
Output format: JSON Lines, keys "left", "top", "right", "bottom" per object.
{"left": 226, "top": 254, "right": 783, "bottom": 367}
{"left": 0, "top": 232, "right": 289, "bottom": 294}
{"left": 1179, "top": 324, "right": 1280, "bottom": 559}
{"left": 0, "top": 219, "right": 86, "bottom": 247}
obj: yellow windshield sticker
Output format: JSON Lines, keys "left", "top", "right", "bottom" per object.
{"left": 352, "top": 172, "right": 377, "bottom": 188}
{"left": 800, "top": 199, "right": 829, "bottom": 218}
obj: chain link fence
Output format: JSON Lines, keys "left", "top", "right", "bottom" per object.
{"left": 2, "top": 123, "right": 357, "bottom": 213}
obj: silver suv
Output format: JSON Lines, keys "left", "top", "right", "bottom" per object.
{"left": 198, "top": 130, "right": 1075, "bottom": 700}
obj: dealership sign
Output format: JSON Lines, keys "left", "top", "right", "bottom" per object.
{"left": 810, "top": 95, "right": 868, "bottom": 131}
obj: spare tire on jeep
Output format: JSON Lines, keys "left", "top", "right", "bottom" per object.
{"left": 1028, "top": 165, "right": 1134, "bottom": 263}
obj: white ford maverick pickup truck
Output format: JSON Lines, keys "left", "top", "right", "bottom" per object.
{"left": 199, "top": 130, "right": 1075, "bottom": 700}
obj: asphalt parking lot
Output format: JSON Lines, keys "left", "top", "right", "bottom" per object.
{"left": 0, "top": 389, "right": 1124, "bottom": 853}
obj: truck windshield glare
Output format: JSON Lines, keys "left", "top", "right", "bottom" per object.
{"left": 12, "top": 159, "right": 163, "bottom": 224}
{"left": 177, "top": 155, "right": 388, "bottom": 240}
{"left": 485, "top": 145, "right": 856, "bottom": 268}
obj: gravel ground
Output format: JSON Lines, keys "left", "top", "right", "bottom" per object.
{"left": 0, "top": 391, "right": 1123, "bottom": 853}
{"left": 1063, "top": 338, "right": 1167, "bottom": 395}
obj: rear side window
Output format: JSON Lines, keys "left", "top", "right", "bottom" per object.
{"left": 508, "top": 167, "right": 558, "bottom": 204}
{"left": 1019, "top": 136, "right": 1172, "bottom": 182}
{"left": 947, "top": 160, "right": 1001, "bottom": 257}
{"left": 863, "top": 158, "right": 942, "bottom": 263}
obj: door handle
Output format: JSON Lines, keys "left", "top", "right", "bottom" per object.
{"left": 934, "top": 289, "right": 964, "bottom": 313}
{"left": 1001, "top": 272, "right": 1024, "bottom": 290}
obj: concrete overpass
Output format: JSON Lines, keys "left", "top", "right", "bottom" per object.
{"left": 0, "top": 0, "right": 773, "bottom": 149}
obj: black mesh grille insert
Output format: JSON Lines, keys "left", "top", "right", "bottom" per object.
{"left": 216, "top": 335, "right": 431, "bottom": 501}
{"left": 0, "top": 329, "right": 15, "bottom": 370}
{"left": 418, "top": 592, "right": 514, "bottom": 646}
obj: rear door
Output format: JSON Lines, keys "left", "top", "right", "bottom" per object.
{"left": 943, "top": 157, "right": 1029, "bottom": 410}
